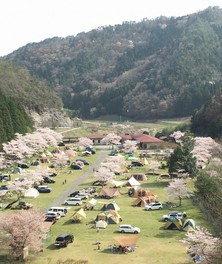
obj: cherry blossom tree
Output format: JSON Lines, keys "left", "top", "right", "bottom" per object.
{"left": 149, "top": 160, "right": 161, "bottom": 175}
{"left": 7, "top": 178, "right": 34, "bottom": 199}
{"left": 170, "top": 131, "right": 185, "bottom": 143}
{"left": 94, "top": 167, "right": 115, "bottom": 183}
{"left": 101, "top": 133, "right": 121, "bottom": 147}
{"left": 123, "top": 140, "right": 138, "bottom": 153}
{"left": 78, "top": 137, "right": 93, "bottom": 148}
{"left": 166, "top": 178, "right": 193, "bottom": 206}
{"left": 181, "top": 228, "right": 220, "bottom": 264}
{"left": 0, "top": 210, "right": 46, "bottom": 260}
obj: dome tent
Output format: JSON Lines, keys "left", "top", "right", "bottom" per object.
{"left": 182, "top": 219, "right": 197, "bottom": 232}
{"left": 165, "top": 217, "right": 183, "bottom": 230}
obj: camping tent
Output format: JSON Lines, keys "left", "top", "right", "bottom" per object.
{"left": 133, "top": 196, "right": 157, "bottom": 207}
{"left": 182, "top": 219, "right": 196, "bottom": 232}
{"left": 165, "top": 217, "right": 183, "bottom": 230}
{"left": 95, "top": 210, "right": 122, "bottom": 224}
{"left": 24, "top": 188, "right": 39, "bottom": 198}
{"left": 131, "top": 173, "right": 147, "bottom": 181}
{"left": 72, "top": 208, "right": 87, "bottom": 223}
{"left": 134, "top": 189, "right": 156, "bottom": 198}
{"left": 13, "top": 167, "right": 23, "bottom": 174}
{"left": 95, "top": 220, "right": 108, "bottom": 229}
{"left": 111, "top": 180, "right": 127, "bottom": 188}
{"left": 98, "top": 188, "right": 120, "bottom": 199}
{"left": 101, "top": 202, "right": 120, "bottom": 211}
{"left": 125, "top": 177, "right": 141, "bottom": 187}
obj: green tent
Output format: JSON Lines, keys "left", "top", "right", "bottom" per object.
{"left": 182, "top": 219, "right": 196, "bottom": 232}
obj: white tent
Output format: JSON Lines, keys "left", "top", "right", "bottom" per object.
{"left": 125, "top": 176, "right": 141, "bottom": 187}
{"left": 95, "top": 220, "right": 108, "bottom": 229}
{"left": 111, "top": 180, "right": 127, "bottom": 187}
{"left": 24, "top": 188, "right": 39, "bottom": 198}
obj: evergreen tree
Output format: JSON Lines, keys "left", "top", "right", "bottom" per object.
{"left": 167, "top": 134, "right": 197, "bottom": 177}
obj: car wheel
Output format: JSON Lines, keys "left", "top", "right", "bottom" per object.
{"left": 148, "top": 208, "right": 152, "bottom": 210}
{"left": 134, "top": 231, "right": 138, "bottom": 234}
{"left": 65, "top": 202, "right": 68, "bottom": 205}
{"left": 164, "top": 218, "right": 168, "bottom": 222}
{"left": 159, "top": 207, "right": 162, "bottom": 210}
{"left": 121, "top": 230, "right": 125, "bottom": 233}
{"left": 65, "top": 242, "right": 68, "bottom": 247}
{"left": 76, "top": 203, "right": 79, "bottom": 206}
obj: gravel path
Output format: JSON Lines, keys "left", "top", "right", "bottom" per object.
{"left": 45, "top": 149, "right": 109, "bottom": 211}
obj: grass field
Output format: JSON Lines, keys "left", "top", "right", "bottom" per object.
{"left": 23, "top": 171, "right": 209, "bottom": 264}
{"left": 0, "top": 129, "right": 210, "bottom": 264}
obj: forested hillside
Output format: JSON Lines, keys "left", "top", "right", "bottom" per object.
{"left": 0, "top": 91, "right": 33, "bottom": 146}
{"left": 0, "top": 60, "right": 62, "bottom": 113}
{"left": 191, "top": 90, "right": 222, "bottom": 138}
{"left": 4, "top": 6, "right": 222, "bottom": 120}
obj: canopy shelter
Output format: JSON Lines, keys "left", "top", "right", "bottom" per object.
{"left": 84, "top": 198, "right": 98, "bottom": 210}
{"left": 111, "top": 180, "right": 127, "bottom": 188}
{"left": 114, "top": 236, "right": 139, "bottom": 247}
{"left": 95, "top": 220, "right": 108, "bottom": 229}
{"left": 72, "top": 208, "right": 86, "bottom": 223}
{"left": 125, "top": 177, "right": 141, "bottom": 187}
{"left": 98, "top": 188, "right": 120, "bottom": 199}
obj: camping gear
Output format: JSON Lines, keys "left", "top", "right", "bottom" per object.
{"left": 131, "top": 173, "right": 147, "bottom": 181}
{"left": 125, "top": 177, "right": 141, "bottom": 187}
{"left": 24, "top": 188, "right": 39, "bottom": 198}
{"left": 95, "top": 220, "right": 108, "bottom": 229}
{"left": 164, "top": 217, "right": 183, "bottom": 230}
{"left": 72, "top": 208, "right": 86, "bottom": 223}
{"left": 101, "top": 201, "right": 120, "bottom": 211}
{"left": 98, "top": 188, "right": 120, "bottom": 199}
{"left": 182, "top": 219, "right": 196, "bottom": 232}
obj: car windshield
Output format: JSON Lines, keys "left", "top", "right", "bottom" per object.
{"left": 56, "top": 237, "right": 65, "bottom": 241}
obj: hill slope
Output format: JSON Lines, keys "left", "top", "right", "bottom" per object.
{"left": 0, "top": 60, "right": 62, "bottom": 113}
{"left": 4, "top": 6, "right": 222, "bottom": 120}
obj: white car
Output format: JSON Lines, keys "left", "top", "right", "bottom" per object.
{"left": 45, "top": 212, "right": 61, "bottom": 220}
{"left": 64, "top": 198, "right": 83, "bottom": 206}
{"left": 163, "top": 211, "right": 187, "bottom": 222}
{"left": 74, "top": 194, "right": 89, "bottom": 200}
{"left": 144, "top": 202, "right": 163, "bottom": 210}
{"left": 118, "top": 224, "right": 140, "bottom": 234}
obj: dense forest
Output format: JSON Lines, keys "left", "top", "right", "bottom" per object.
{"left": 0, "top": 91, "right": 33, "bottom": 146}
{"left": 3, "top": 7, "right": 222, "bottom": 120}
{"left": 0, "top": 60, "right": 62, "bottom": 113}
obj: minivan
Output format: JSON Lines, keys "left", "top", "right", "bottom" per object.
{"left": 47, "top": 207, "right": 68, "bottom": 216}
{"left": 64, "top": 198, "right": 82, "bottom": 206}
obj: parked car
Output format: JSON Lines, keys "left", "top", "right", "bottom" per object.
{"left": 45, "top": 212, "right": 61, "bottom": 220}
{"left": 44, "top": 215, "right": 57, "bottom": 224}
{"left": 163, "top": 211, "right": 187, "bottom": 222}
{"left": 35, "top": 185, "right": 52, "bottom": 193}
{"left": 55, "top": 234, "right": 74, "bottom": 247}
{"left": 70, "top": 164, "right": 82, "bottom": 170}
{"left": 75, "top": 159, "right": 89, "bottom": 165}
{"left": 0, "top": 174, "right": 11, "bottom": 182}
{"left": 15, "top": 201, "right": 33, "bottom": 210}
{"left": 43, "top": 177, "right": 56, "bottom": 184}
{"left": 131, "top": 161, "right": 144, "bottom": 167}
{"left": 69, "top": 191, "right": 80, "bottom": 197}
{"left": 0, "top": 185, "right": 8, "bottom": 190}
{"left": 118, "top": 224, "right": 141, "bottom": 234}
{"left": 93, "top": 180, "right": 107, "bottom": 186}
{"left": 85, "top": 147, "right": 96, "bottom": 154}
{"left": 47, "top": 207, "right": 68, "bottom": 217}
{"left": 144, "top": 202, "right": 163, "bottom": 210}
{"left": 64, "top": 198, "right": 82, "bottom": 206}
{"left": 17, "top": 163, "right": 29, "bottom": 169}
{"left": 57, "top": 142, "right": 65, "bottom": 146}
{"left": 74, "top": 194, "right": 89, "bottom": 200}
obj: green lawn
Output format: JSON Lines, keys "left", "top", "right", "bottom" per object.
{"left": 0, "top": 148, "right": 210, "bottom": 264}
